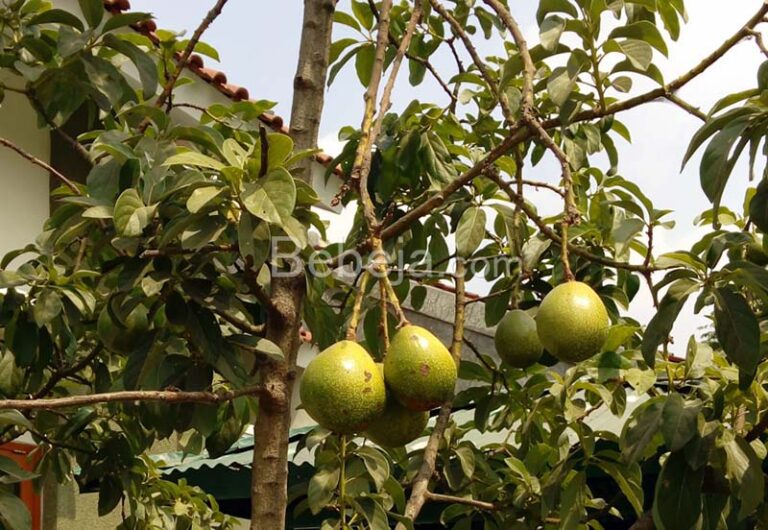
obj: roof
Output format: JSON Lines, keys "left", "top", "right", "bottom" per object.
{"left": 101, "top": 0, "right": 336, "bottom": 168}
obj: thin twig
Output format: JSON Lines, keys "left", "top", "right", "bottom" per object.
{"left": 139, "top": 244, "right": 238, "bottom": 259}
{"left": 155, "top": 0, "right": 231, "bottom": 112}
{"left": 0, "top": 136, "right": 80, "bottom": 194}
{"left": 333, "top": 1, "right": 768, "bottom": 269}
{"left": 425, "top": 491, "right": 497, "bottom": 511}
{"left": 188, "top": 293, "right": 265, "bottom": 336}
{"left": 664, "top": 93, "right": 707, "bottom": 122}
{"left": 367, "top": 0, "right": 455, "bottom": 104}
{"left": 491, "top": 174, "right": 664, "bottom": 273}
{"left": 747, "top": 28, "right": 768, "bottom": 58}
{"left": 396, "top": 258, "right": 467, "bottom": 530}
{"left": 33, "top": 346, "right": 103, "bottom": 400}
{"left": 346, "top": 271, "right": 371, "bottom": 340}
{"left": 429, "top": 0, "right": 513, "bottom": 122}
{"left": 520, "top": 179, "right": 565, "bottom": 197}
{"left": 27, "top": 90, "right": 92, "bottom": 164}
{"left": 0, "top": 386, "right": 266, "bottom": 411}
{"left": 483, "top": 0, "right": 577, "bottom": 281}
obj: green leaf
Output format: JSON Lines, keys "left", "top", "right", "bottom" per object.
{"left": 536, "top": 0, "right": 578, "bottom": 24}
{"left": 102, "top": 12, "right": 151, "bottom": 33}
{"left": 0, "top": 455, "right": 37, "bottom": 484}
{"left": 193, "top": 41, "right": 220, "bottom": 61}
{"left": 699, "top": 116, "right": 751, "bottom": 213}
{"left": 723, "top": 435, "right": 764, "bottom": 519}
{"left": 594, "top": 459, "right": 644, "bottom": 517}
{"left": 455, "top": 206, "right": 486, "bottom": 258}
{"left": 547, "top": 66, "right": 577, "bottom": 106}
{"left": 410, "top": 285, "right": 427, "bottom": 311}
{"left": 351, "top": 0, "right": 374, "bottom": 30}
{"left": 484, "top": 277, "right": 515, "bottom": 327}
{"left": 605, "top": 39, "right": 653, "bottom": 70}
{"left": 356, "top": 497, "right": 389, "bottom": 530}
{"left": 714, "top": 288, "right": 761, "bottom": 380}
{"left": 241, "top": 168, "right": 297, "bottom": 224}
{"left": 98, "top": 475, "right": 122, "bottom": 516}
{"left": 652, "top": 452, "right": 703, "bottom": 530}
{"left": 559, "top": 471, "right": 586, "bottom": 530}
{"left": 620, "top": 396, "right": 664, "bottom": 463}
{"left": 186, "top": 186, "right": 224, "bottom": 214}
{"left": 0, "top": 411, "right": 32, "bottom": 430}
{"left": 355, "top": 43, "right": 375, "bottom": 87}
{"left": 33, "top": 290, "right": 63, "bottom": 327}
{"left": 608, "top": 21, "right": 669, "bottom": 56}
{"left": 334, "top": 11, "right": 361, "bottom": 32}
{"left": 0, "top": 490, "right": 31, "bottom": 530}
{"left": 29, "top": 9, "right": 85, "bottom": 31}
{"left": 78, "top": 0, "right": 104, "bottom": 28}
{"left": 180, "top": 216, "right": 227, "bottom": 250}
{"left": 641, "top": 279, "right": 698, "bottom": 367}
{"left": 267, "top": 133, "right": 294, "bottom": 170}
{"left": 661, "top": 393, "right": 701, "bottom": 452}
{"left": 307, "top": 467, "right": 340, "bottom": 515}
{"left": 540, "top": 15, "right": 566, "bottom": 51}
{"left": 163, "top": 151, "right": 225, "bottom": 171}
{"left": 113, "top": 189, "right": 152, "bottom": 237}
{"left": 102, "top": 34, "right": 158, "bottom": 99}
{"left": 750, "top": 177, "right": 768, "bottom": 233}
{"left": 357, "top": 446, "right": 390, "bottom": 491}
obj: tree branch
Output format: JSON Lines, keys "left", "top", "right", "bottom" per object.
{"left": 27, "top": 90, "right": 92, "bottom": 164}
{"left": 155, "top": 0, "right": 231, "bottom": 112}
{"left": 491, "top": 174, "right": 664, "bottom": 273}
{"left": 367, "top": 0, "right": 456, "bottom": 105}
{"left": 33, "top": 345, "right": 103, "bottom": 400}
{"left": 664, "top": 93, "right": 707, "bottom": 122}
{"left": 397, "top": 258, "right": 467, "bottom": 529}
{"left": 483, "top": 0, "right": 577, "bottom": 281}
{"left": 0, "top": 136, "right": 80, "bottom": 194}
{"left": 0, "top": 386, "right": 266, "bottom": 411}
{"left": 424, "top": 491, "right": 497, "bottom": 511}
{"left": 429, "top": 0, "right": 513, "bottom": 122}
{"left": 332, "top": 2, "right": 768, "bottom": 270}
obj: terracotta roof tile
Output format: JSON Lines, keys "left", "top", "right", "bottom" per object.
{"left": 101, "top": 0, "right": 341, "bottom": 173}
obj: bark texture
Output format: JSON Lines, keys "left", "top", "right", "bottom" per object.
{"left": 250, "top": 2, "right": 336, "bottom": 528}
{"left": 250, "top": 275, "right": 304, "bottom": 530}
{"left": 289, "top": 0, "right": 338, "bottom": 184}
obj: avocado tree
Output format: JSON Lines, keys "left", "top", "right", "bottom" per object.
{"left": 1, "top": 0, "right": 768, "bottom": 529}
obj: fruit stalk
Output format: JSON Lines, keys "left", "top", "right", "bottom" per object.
{"left": 345, "top": 271, "right": 371, "bottom": 340}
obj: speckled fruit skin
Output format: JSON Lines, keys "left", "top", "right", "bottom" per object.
{"left": 535, "top": 282, "right": 609, "bottom": 363}
{"left": 299, "top": 341, "right": 385, "bottom": 434}
{"left": 365, "top": 396, "right": 429, "bottom": 448}
{"left": 494, "top": 310, "right": 543, "bottom": 368}
{"left": 384, "top": 325, "right": 457, "bottom": 411}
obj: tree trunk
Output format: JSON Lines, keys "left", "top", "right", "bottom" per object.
{"left": 250, "top": 2, "right": 336, "bottom": 528}
{"left": 250, "top": 275, "right": 304, "bottom": 530}
{"left": 289, "top": 0, "right": 337, "bottom": 184}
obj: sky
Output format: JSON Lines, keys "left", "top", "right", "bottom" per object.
{"left": 129, "top": 1, "right": 767, "bottom": 353}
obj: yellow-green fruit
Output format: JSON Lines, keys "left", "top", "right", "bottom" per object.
{"left": 494, "top": 310, "right": 543, "bottom": 368}
{"left": 300, "top": 341, "right": 386, "bottom": 434}
{"left": 535, "top": 282, "right": 609, "bottom": 363}
{"left": 365, "top": 397, "right": 429, "bottom": 448}
{"left": 97, "top": 305, "right": 149, "bottom": 354}
{"left": 384, "top": 325, "right": 457, "bottom": 411}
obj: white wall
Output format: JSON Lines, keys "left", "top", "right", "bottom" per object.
{"left": 0, "top": 80, "right": 51, "bottom": 261}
